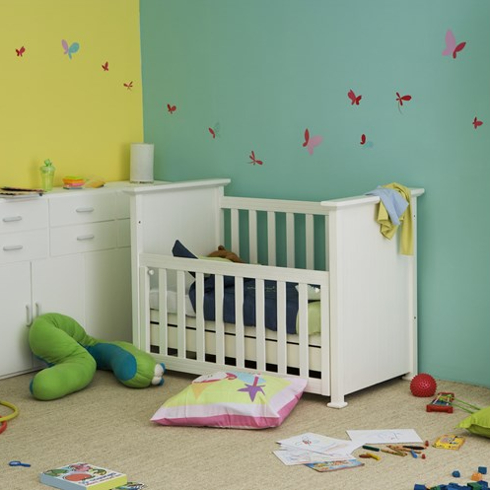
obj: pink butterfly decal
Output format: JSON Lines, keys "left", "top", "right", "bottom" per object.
{"left": 442, "top": 29, "right": 466, "bottom": 59}
{"left": 302, "top": 129, "right": 323, "bottom": 155}
{"left": 473, "top": 117, "right": 483, "bottom": 129}
{"left": 16, "top": 46, "right": 25, "bottom": 57}
{"left": 208, "top": 123, "right": 220, "bottom": 139}
{"left": 249, "top": 151, "right": 263, "bottom": 165}
{"left": 101, "top": 61, "right": 109, "bottom": 71}
{"left": 167, "top": 104, "right": 176, "bottom": 114}
{"left": 396, "top": 92, "right": 412, "bottom": 112}
{"left": 124, "top": 81, "right": 133, "bottom": 90}
{"left": 348, "top": 89, "right": 362, "bottom": 106}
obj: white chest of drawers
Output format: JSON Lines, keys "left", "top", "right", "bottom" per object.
{"left": 0, "top": 182, "right": 133, "bottom": 379}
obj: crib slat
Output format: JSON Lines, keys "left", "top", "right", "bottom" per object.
{"left": 267, "top": 211, "right": 276, "bottom": 266}
{"left": 215, "top": 275, "right": 225, "bottom": 365}
{"left": 255, "top": 279, "right": 266, "bottom": 371}
{"left": 305, "top": 214, "right": 314, "bottom": 270}
{"left": 286, "top": 212, "right": 295, "bottom": 267}
{"left": 234, "top": 277, "right": 245, "bottom": 368}
{"left": 297, "top": 283, "right": 309, "bottom": 378}
{"left": 176, "top": 270, "right": 186, "bottom": 358}
{"left": 249, "top": 210, "right": 258, "bottom": 264}
{"left": 276, "top": 281, "right": 287, "bottom": 375}
{"left": 157, "top": 268, "right": 168, "bottom": 356}
{"left": 230, "top": 208, "right": 240, "bottom": 255}
{"left": 195, "top": 272, "right": 205, "bottom": 362}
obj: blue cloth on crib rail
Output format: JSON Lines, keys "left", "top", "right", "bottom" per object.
{"left": 365, "top": 186, "right": 408, "bottom": 225}
{"left": 188, "top": 275, "right": 300, "bottom": 335}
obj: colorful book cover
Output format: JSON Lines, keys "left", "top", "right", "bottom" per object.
{"left": 40, "top": 462, "right": 127, "bottom": 490}
{"left": 432, "top": 434, "right": 465, "bottom": 450}
{"left": 306, "top": 459, "right": 364, "bottom": 472}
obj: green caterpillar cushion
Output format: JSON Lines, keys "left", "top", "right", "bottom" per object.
{"left": 29, "top": 313, "right": 165, "bottom": 401}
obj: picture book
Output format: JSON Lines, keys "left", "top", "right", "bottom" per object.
{"left": 40, "top": 462, "right": 127, "bottom": 490}
{"left": 306, "top": 459, "right": 364, "bottom": 472}
{"left": 432, "top": 434, "right": 465, "bottom": 450}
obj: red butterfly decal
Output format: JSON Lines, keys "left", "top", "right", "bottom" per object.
{"left": 302, "top": 128, "right": 310, "bottom": 147}
{"left": 167, "top": 104, "right": 176, "bottom": 114}
{"left": 249, "top": 151, "right": 263, "bottom": 165}
{"left": 396, "top": 92, "right": 412, "bottom": 112}
{"left": 473, "top": 117, "right": 483, "bottom": 129}
{"left": 16, "top": 46, "right": 25, "bottom": 57}
{"left": 124, "top": 81, "right": 133, "bottom": 90}
{"left": 302, "top": 128, "right": 323, "bottom": 155}
{"left": 101, "top": 61, "right": 109, "bottom": 71}
{"left": 348, "top": 89, "right": 362, "bottom": 106}
{"left": 209, "top": 127, "right": 216, "bottom": 138}
{"left": 360, "top": 134, "right": 366, "bottom": 145}
{"left": 442, "top": 30, "right": 466, "bottom": 59}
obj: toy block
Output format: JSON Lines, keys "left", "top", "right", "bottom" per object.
{"left": 478, "top": 467, "right": 487, "bottom": 475}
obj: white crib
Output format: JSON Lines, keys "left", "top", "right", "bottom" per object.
{"left": 125, "top": 179, "right": 424, "bottom": 408}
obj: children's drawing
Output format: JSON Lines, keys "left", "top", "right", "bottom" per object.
{"left": 167, "top": 104, "right": 176, "bottom": 114}
{"left": 348, "top": 89, "right": 362, "bottom": 106}
{"left": 302, "top": 129, "right": 323, "bottom": 155}
{"left": 15, "top": 46, "right": 25, "bottom": 57}
{"left": 249, "top": 151, "right": 263, "bottom": 165}
{"left": 124, "top": 81, "right": 133, "bottom": 90}
{"left": 61, "top": 39, "right": 80, "bottom": 59}
{"left": 473, "top": 117, "right": 483, "bottom": 129}
{"left": 442, "top": 29, "right": 466, "bottom": 59}
{"left": 396, "top": 92, "right": 412, "bottom": 113}
{"left": 208, "top": 123, "right": 220, "bottom": 139}
{"left": 101, "top": 61, "right": 109, "bottom": 71}
{"left": 360, "top": 134, "right": 374, "bottom": 148}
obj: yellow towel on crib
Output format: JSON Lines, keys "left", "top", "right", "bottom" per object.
{"left": 376, "top": 182, "right": 413, "bottom": 255}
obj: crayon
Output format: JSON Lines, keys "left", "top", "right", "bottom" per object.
{"left": 362, "top": 445, "right": 380, "bottom": 452}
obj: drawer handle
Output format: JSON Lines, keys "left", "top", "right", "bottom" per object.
{"left": 2, "top": 216, "right": 22, "bottom": 223}
{"left": 76, "top": 207, "right": 94, "bottom": 213}
{"left": 3, "top": 244, "right": 23, "bottom": 251}
{"left": 77, "top": 234, "right": 95, "bottom": 241}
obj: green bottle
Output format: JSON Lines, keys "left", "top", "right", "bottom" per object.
{"left": 40, "top": 159, "right": 56, "bottom": 191}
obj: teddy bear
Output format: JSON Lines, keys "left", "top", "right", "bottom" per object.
{"left": 207, "top": 245, "right": 245, "bottom": 263}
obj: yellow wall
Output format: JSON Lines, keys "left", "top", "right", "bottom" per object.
{"left": 0, "top": 0, "right": 143, "bottom": 188}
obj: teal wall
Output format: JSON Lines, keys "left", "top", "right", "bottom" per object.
{"left": 140, "top": 0, "right": 490, "bottom": 387}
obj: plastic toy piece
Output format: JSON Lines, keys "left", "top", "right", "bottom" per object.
{"left": 414, "top": 485, "right": 427, "bottom": 490}
{"left": 478, "top": 466, "right": 487, "bottom": 475}
{"left": 471, "top": 473, "right": 483, "bottom": 481}
{"left": 427, "top": 392, "right": 454, "bottom": 413}
{"left": 410, "top": 373, "right": 437, "bottom": 397}
{"left": 451, "top": 471, "right": 461, "bottom": 478}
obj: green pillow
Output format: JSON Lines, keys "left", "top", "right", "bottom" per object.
{"left": 457, "top": 406, "right": 490, "bottom": 438}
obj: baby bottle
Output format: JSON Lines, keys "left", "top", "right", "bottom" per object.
{"left": 40, "top": 159, "right": 56, "bottom": 191}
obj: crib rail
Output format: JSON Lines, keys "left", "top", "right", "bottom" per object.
{"left": 220, "top": 196, "right": 330, "bottom": 270}
{"left": 138, "top": 253, "right": 330, "bottom": 395}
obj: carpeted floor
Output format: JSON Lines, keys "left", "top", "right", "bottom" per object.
{"left": 1, "top": 370, "right": 489, "bottom": 490}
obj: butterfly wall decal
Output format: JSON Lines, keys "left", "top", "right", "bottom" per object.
{"left": 124, "top": 81, "right": 133, "bottom": 90}
{"left": 15, "top": 46, "right": 25, "bottom": 57}
{"left": 396, "top": 92, "right": 412, "bottom": 112}
{"left": 442, "top": 29, "right": 466, "bottom": 59}
{"left": 360, "top": 133, "right": 374, "bottom": 148}
{"left": 473, "top": 117, "right": 483, "bottom": 129}
{"left": 348, "top": 89, "right": 362, "bottom": 106}
{"left": 101, "top": 61, "right": 109, "bottom": 71}
{"left": 208, "top": 123, "right": 220, "bottom": 139}
{"left": 249, "top": 151, "right": 263, "bottom": 165}
{"left": 302, "top": 129, "right": 323, "bottom": 155}
{"left": 167, "top": 104, "right": 176, "bottom": 114}
{"left": 62, "top": 39, "right": 80, "bottom": 59}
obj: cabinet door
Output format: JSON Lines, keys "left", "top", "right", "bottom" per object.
{"left": 0, "top": 262, "right": 33, "bottom": 377}
{"left": 83, "top": 248, "right": 132, "bottom": 342}
{"left": 31, "top": 255, "right": 85, "bottom": 324}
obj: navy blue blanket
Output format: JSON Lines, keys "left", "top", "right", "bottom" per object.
{"left": 188, "top": 275, "right": 299, "bottom": 334}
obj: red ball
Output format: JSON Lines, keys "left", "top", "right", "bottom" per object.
{"left": 410, "top": 373, "right": 437, "bottom": 397}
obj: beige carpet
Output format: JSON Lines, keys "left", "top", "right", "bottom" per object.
{"left": 1, "top": 370, "right": 489, "bottom": 490}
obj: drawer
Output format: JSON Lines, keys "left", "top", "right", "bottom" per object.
{"left": 0, "top": 229, "right": 49, "bottom": 264}
{"left": 50, "top": 222, "right": 117, "bottom": 256}
{"left": 49, "top": 193, "right": 116, "bottom": 226}
{"left": 117, "top": 219, "right": 131, "bottom": 247}
{"left": 0, "top": 199, "right": 48, "bottom": 233}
